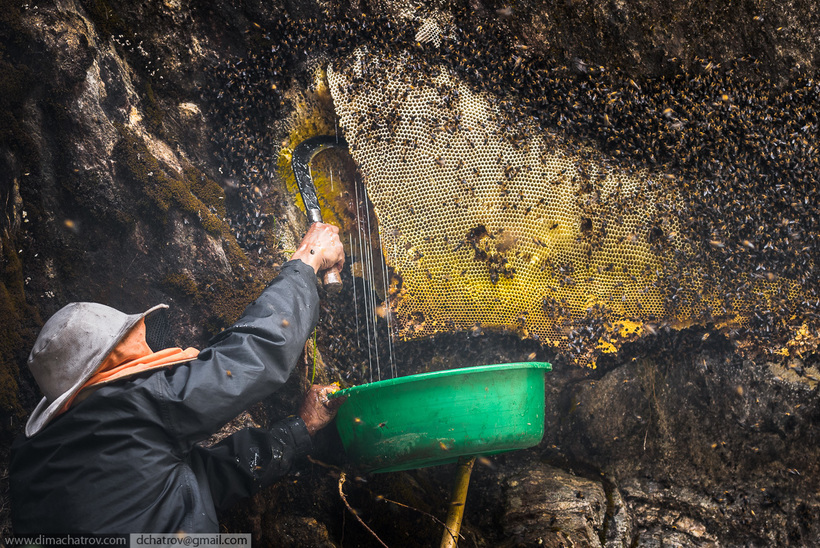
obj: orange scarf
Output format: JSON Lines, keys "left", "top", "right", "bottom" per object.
{"left": 59, "top": 318, "right": 199, "bottom": 414}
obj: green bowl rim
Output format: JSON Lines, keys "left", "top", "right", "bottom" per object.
{"left": 329, "top": 361, "right": 551, "bottom": 399}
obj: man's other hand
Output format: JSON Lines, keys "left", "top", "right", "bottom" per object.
{"left": 298, "top": 384, "right": 346, "bottom": 436}
{"left": 291, "top": 223, "right": 345, "bottom": 275}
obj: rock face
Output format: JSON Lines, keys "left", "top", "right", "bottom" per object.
{"left": 1, "top": 0, "right": 818, "bottom": 545}
{"left": 501, "top": 461, "right": 615, "bottom": 547}
{"left": 547, "top": 343, "right": 820, "bottom": 546}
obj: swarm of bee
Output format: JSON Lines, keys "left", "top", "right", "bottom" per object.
{"left": 206, "top": 6, "right": 818, "bottom": 366}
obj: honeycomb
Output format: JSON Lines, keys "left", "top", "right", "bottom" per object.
{"left": 205, "top": 10, "right": 816, "bottom": 367}
{"left": 327, "top": 47, "right": 805, "bottom": 365}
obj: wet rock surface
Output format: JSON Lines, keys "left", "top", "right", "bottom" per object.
{"left": 500, "top": 461, "right": 612, "bottom": 547}
{"left": 546, "top": 338, "right": 820, "bottom": 546}
{"left": 1, "top": 0, "right": 819, "bottom": 545}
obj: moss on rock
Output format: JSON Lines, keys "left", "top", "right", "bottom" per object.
{"left": 164, "top": 271, "right": 198, "bottom": 298}
{"left": 202, "top": 277, "right": 265, "bottom": 336}
{"left": 114, "top": 126, "right": 225, "bottom": 236}
{"left": 113, "top": 127, "right": 265, "bottom": 334}
{"left": 184, "top": 166, "right": 226, "bottom": 218}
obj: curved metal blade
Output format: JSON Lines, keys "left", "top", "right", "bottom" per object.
{"left": 291, "top": 135, "right": 349, "bottom": 223}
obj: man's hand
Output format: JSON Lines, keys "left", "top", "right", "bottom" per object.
{"left": 291, "top": 223, "right": 345, "bottom": 275}
{"left": 298, "top": 384, "right": 346, "bottom": 436}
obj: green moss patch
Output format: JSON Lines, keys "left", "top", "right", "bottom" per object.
{"left": 112, "top": 127, "right": 270, "bottom": 332}
{"left": 184, "top": 166, "right": 226, "bottom": 217}
{"left": 202, "top": 277, "right": 265, "bottom": 336}
{"left": 114, "top": 126, "right": 225, "bottom": 236}
{"left": 163, "top": 271, "right": 198, "bottom": 297}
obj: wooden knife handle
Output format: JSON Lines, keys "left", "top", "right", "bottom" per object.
{"left": 323, "top": 264, "right": 343, "bottom": 292}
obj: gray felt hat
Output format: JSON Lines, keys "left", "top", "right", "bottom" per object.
{"left": 25, "top": 302, "right": 168, "bottom": 437}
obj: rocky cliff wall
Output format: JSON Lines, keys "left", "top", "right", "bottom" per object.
{"left": 1, "top": 0, "right": 818, "bottom": 545}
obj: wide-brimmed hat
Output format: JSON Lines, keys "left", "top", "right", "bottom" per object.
{"left": 25, "top": 302, "right": 168, "bottom": 437}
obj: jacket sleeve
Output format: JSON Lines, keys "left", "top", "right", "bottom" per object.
{"left": 156, "top": 259, "right": 320, "bottom": 447}
{"left": 190, "top": 416, "right": 313, "bottom": 512}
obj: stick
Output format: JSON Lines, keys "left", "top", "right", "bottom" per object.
{"left": 380, "top": 497, "right": 463, "bottom": 542}
{"left": 440, "top": 457, "right": 475, "bottom": 548}
{"left": 338, "top": 472, "right": 389, "bottom": 548}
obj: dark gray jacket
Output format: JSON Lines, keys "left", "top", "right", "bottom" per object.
{"left": 11, "top": 260, "right": 319, "bottom": 534}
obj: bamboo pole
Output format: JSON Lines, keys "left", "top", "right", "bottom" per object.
{"left": 440, "top": 456, "right": 476, "bottom": 548}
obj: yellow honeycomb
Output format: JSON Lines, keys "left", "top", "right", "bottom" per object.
{"left": 326, "top": 48, "right": 805, "bottom": 366}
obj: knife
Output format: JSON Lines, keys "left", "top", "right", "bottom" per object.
{"left": 291, "top": 135, "right": 349, "bottom": 290}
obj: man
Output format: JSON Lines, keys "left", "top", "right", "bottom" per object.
{"left": 10, "top": 223, "right": 346, "bottom": 534}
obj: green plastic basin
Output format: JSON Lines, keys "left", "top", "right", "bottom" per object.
{"left": 330, "top": 362, "right": 551, "bottom": 473}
